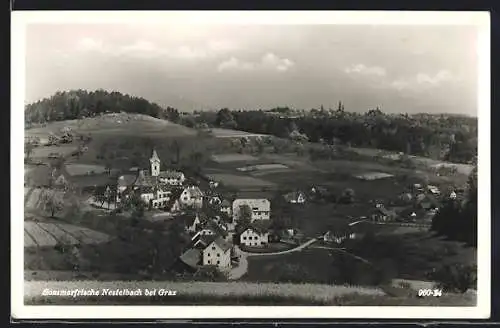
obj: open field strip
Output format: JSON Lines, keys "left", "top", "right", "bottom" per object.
{"left": 211, "top": 153, "right": 259, "bottom": 163}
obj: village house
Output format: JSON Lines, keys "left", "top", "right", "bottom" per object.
{"left": 178, "top": 211, "right": 201, "bottom": 233}
{"left": 283, "top": 191, "right": 306, "bottom": 204}
{"left": 240, "top": 227, "right": 269, "bottom": 247}
{"left": 371, "top": 205, "right": 397, "bottom": 222}
{"left": 232, "top": 198, "right": 271, "bottom": 222}
{"left": 323, "top": 230, "right": 356, "bottom": 244}
{"left": 201, "top": 236, "right": 232, "bottom": 269}
{"left": 178, "top": 186, "right": 204, "bottom": 209}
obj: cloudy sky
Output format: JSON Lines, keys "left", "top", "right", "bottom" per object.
{"left": 25, "top": 23, "right": 478, "bottom": 115}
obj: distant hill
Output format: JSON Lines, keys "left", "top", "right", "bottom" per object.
{"left": 24, "top": 89, "right": 181, "bottom": 125}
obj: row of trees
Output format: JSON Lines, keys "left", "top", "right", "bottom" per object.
{"left": 186, "top": 106, "right": 477, "bottom": 164}
{"left": 431, "top": 165, "right": 478, "bottom": 246}
{"left": 25, "top": 90, "right": 477, "bottom": 164}
{"left": 25, "top": 90, "right": 167, "bottom": 125}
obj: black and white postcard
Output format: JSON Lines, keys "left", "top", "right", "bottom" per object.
{"left": 11, "top": 10, "right": 490, "bottom": 320}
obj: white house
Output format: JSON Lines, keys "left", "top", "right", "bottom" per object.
{"left": 232, "top": 198, "right": 271, "bottom": 222}
{"left": 179, "top": 186, "right": 204, "bottom": 209}
{"left": 158, "top": 170, "right": 186, "bottom": 186}
{"left": 283, "top": 191, "right": 306, "bottom": 204}
{"left": 449, "top": 191, "right": 457, "bottom": 199}
{"left": 202, "top": 237, "right": 232, "bottom": 269}
{"left": 240, "top": 228, "right": 269, "bottom": 247}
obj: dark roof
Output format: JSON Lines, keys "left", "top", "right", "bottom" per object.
{"left": 134, "top": 170, "right": 158, "bottom": 186}
{"left": 178, "top": 212, "right": 199, "bottom": 227}
{"left": 212, "top": 236, "right": 232, "bottom": 252}
{"left": 159, "top": 170, "right": 184, "bottom": 179}
{"left": 193, "top": 234, "right": 217, "bottom": 249}
{"left": 169, "top": 187, "right": 185, "bottom": 200}
{"left": 179, "top": 248, "right": 201, "bottom": 269}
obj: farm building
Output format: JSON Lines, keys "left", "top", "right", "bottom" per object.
{"left": 240, "top": 228, "right": 269, "bottom": 247}
{"left": 201, "top": 236, "right": 232, "bottom": 269}
{"left": 232, "top": 198, "right": 271, "bottom": 222}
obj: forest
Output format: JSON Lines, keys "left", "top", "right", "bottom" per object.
{"left": 25, "top": 90, "right": 477, "bottom": 165}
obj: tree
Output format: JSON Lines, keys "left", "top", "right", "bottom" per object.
{"left": 93, "top": 188, "right": 107, "bottom": 208}
{"left": 427, "top": 263, "right": 477, "bottom": 293}
{"left": 339, "top": 188, "right": 355, "bottom": 204}
{"left": 24, "top": 141, "right": 35, "bottom": 162}
{"left": 40, "top": 189, "right": 64, "bottom": 218}
{"left": 216, "top": 108, "right": 236, "bottom": 128}
{"left": 235, "top": 204, "right": 252, "bottom": 234}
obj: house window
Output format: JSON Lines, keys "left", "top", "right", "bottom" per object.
{"left": 243, "top": 236, "right": 247, "bottom": 240}
{"left": 183, "top": 197, "right": 188, "bottom": 201}
{"left": 217, "top": 253, "right": 220, "bottom": 257}
{"left": 208, "top": 260, "right": 211, "bottom": 264}
{"left": 217, "top": 260, "right": 220, "bottom": 265}
{"left": 207, "top": 253, "right": 210, "bottom": 257}
{"left": 212, "top": 246, "right": 216, "bottom": 250}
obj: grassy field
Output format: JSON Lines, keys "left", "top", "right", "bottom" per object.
{"left": 25, "top": 113, "right": 197, "bottom": 138}
{"left": 206, "top": 173, "right": 277, "bottom": 189}
{"left": 210, "top": 128, "right": 269, "bottom": 138}
{"left": 30, "top": 145, "right": 78, "bottom": 158}
{"left": 243, "top": 230, "right": 476, "bottom": 287}
{"left": 65, "top": 163, "right": 107, "bottom": 176}
{"left": 211, "top": 153, "right": 259, "bottom": 163}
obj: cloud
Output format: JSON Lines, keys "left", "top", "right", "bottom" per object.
{"left": 389, "top": 70, "right": 458, "bottom": 91}
{"left": 74, "top": 37, "right": 238, "bottom": 60}
{"left": 76, "top": 37, "right": 104, "bottom": 52}
{"left": 344, "top": 64, "right": 387, "bottom": 77}
{"left": 217, "top": 53, "right": 295, "bottom": 72}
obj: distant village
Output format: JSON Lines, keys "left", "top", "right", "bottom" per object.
{"left": 25, "top": 145, "right": 461, "bottom": 274}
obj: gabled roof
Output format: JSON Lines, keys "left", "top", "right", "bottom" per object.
{"left": 178, "top": 211, "right": 199, "bottom": 227}
{"left": 194, "top": 234, "right": 217, "bottom": 249}
{"left": 159, "top": 170, "right": 184, "bottom": 179}
{"left": 179, "top": 248, "right": 201, "bottom": 269}
{"left": 134, "top": 170, "right": 158, "bottom": 186}
{"left": 211, "top": 236, "right": 232, "bottom": 252}
{"left": 185, "top": 186, "right": 204, "bottom": 198}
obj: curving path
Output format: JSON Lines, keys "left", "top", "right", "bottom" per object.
{"left": 228, "top": 238, "right": 320, "bottom": 280}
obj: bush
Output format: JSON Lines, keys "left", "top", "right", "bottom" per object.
{"left": 427, "top": 264, "right": 477, "bottom": 293}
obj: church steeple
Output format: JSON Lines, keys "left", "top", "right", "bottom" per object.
{"left": 150, "top": 149, "right": 160, "bottom": 177}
